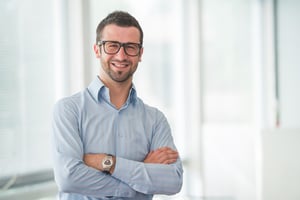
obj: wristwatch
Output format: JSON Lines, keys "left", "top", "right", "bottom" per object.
{"left": 102, "top": 154, "right": 114, "bottom": 173}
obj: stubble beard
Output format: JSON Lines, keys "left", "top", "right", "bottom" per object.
{"left": 100, "top": 56, "right": 138, "bottom": 83}
{"left": 106, "top": 60, "right": 138, "bottom": 83}
{"left": 108, "top": 69, "right": 134, "bottom": 83}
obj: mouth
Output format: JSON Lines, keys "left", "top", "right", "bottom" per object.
{"left": 111, "top": 61, "right": 130, "bottom": 68}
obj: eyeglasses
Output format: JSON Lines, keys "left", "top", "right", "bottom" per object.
{"left": 97, "top": 40, "right": 142, "bottom": 56}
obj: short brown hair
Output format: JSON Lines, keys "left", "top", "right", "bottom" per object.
{"left": 96, "top": 11, "right": 144, "bottom": 45}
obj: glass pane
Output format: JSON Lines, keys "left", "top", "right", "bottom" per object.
{"left": 0, "top": 0, "right": 56, "bottom": 177}
{"left": 277, "top": 0, "right": 300, "bottom": 128}
{"left": 201, "top": 0, "right": 253, "bottom": 124}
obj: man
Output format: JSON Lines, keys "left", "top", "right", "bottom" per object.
{"left": 51, "top": 11, "right": 183, "bottom": 200}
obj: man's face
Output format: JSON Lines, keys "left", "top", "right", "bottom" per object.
{"left": 94, "top": 24, "right": 143, "bottom": 83}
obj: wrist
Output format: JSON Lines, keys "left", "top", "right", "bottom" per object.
{"left": 109, "top": 156, "right": 116, "bottom": 174}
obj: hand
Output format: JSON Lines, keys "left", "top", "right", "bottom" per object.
{"left": 144, "top": 147, "right": 179, "bottom": 164}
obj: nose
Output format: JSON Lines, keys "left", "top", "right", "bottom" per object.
{"left": 114, "top": 46, "right": 127, "bottom": 59}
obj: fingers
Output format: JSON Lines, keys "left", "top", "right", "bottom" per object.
{"left": 144, "top": 147, "right": 179, "bottom": 164}
{"left": 158, "top": 148, "right": 178, "bottom": 164}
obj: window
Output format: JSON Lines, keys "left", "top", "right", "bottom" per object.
{"left": 0, "top": 0, "right": 59, "bottom": 184}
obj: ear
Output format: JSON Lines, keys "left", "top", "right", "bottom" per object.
{"left": 138, "top": 47, "right": 144, "bottom": 62}
{"left": 93, "top": 44, "right": 101, "bottom": 58}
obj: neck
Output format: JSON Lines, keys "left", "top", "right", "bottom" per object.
{"left": 98, "top": 75, "right": 132, "bottom": 109}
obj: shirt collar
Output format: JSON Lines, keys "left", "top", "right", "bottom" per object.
{"left": 129, "top": 85, "right": 138, "bottom": 104}
{"left": 87, "top": 76, "right": 138, "bottom": 104}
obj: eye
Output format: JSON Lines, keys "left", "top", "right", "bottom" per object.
{"left": 106, "top": 42, "right": 119, "bottom": 49}
{"left": 126, "top": 44, "right": 139, "bottom": 51}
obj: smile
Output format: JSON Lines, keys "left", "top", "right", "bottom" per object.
{"left": 111, "top": 61, "right": 130, "bottom": 68}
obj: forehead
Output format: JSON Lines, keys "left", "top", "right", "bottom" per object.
{"left": 101, "top": 24, "right": 140, "bottom": 43}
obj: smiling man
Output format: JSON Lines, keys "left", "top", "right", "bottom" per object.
{"left": 51, "top": 11, "right": 183, "bottom": 200}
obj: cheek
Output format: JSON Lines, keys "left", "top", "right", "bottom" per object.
{"left": 132, "top": 61, "right": 140, "bottom": 71}
{"left": 99, "top": 57, "right": 107, "bottom": 69}
{"left": 99, "top": 54, "right": 111, "bottom": 63}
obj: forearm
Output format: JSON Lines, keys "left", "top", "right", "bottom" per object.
{"left": 112, "top": 156, "right": 183, "bottom": 195}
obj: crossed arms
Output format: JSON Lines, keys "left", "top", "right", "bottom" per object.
{"left": 84, "top": 146, "right": 179, "bottom": 174}
{"left": 51, "top": 100, "right": 183, "bottom": 198}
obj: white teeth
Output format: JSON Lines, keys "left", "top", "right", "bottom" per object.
{"left": 112, "top": 62, "right": 128, "bottom": 68}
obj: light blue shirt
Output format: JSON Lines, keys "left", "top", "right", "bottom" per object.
{"left": 51, "top": 77, "right": 183, "bottom": 200}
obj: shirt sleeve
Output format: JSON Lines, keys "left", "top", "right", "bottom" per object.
{"left": 111, "top": 110, "right": 183, "bottom": 195}
{"left": 51, "top": 98, "right": 136, "bottom": 198}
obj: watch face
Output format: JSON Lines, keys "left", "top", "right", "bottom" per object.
{"left": 102, "top": 155, "right": 113, "bottom": 172}
{"left": 104, "top": 159, "right": 111, "bottom": 165}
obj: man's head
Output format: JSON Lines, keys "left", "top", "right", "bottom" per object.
{"left": 94, "top": 11, "right": 144, "bottom": 84}
{"left": 96, "top": 11, "right": 143, "bottom": 45}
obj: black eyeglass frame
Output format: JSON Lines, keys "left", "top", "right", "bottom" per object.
{"left": 97, "top": 40, "right": 143, "bottom": 56}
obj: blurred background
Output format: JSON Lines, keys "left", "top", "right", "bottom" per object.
{"left": 0, "top": 0, "right": 300, "bottom": 200}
